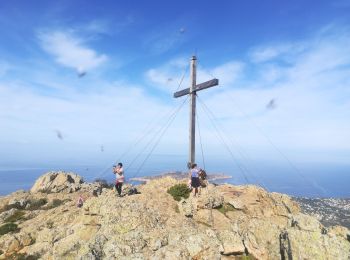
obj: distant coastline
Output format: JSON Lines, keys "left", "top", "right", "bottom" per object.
{"left": 130, "top": 171, "right": 232, "bottom": 183}
{"left": 293, "top": 197, "right": 350, "bottom": 229}
{"left": 1, "top": 165, "right": 350, "bottom": 197}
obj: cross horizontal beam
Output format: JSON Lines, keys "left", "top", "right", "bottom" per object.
{"left": 173, "top": 78, "right": 219, "bottom": 98}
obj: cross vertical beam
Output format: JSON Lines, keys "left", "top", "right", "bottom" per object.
{"left": 173, "top": 56, "right": 219, "bottom": 168}
{"left": 189, "top": 56, "right": 197, "bottom": 166}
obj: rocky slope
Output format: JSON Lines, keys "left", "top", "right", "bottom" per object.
{"left": 293, "top": 197, "right": 350, "bottom": 229}
{"left": 0, "top": 172, "right": 349, "bottom": 259}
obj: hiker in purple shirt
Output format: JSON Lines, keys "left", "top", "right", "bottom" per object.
{"left": 189, "top": 163, "right": 200, "bottom": 197}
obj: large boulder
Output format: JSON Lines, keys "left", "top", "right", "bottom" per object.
{"left": 30, "top": 171, "right": 83, "bottom": 193}
{"left": 197, "top": 184, "right": 224, "bottom": 209}
{"left": 0, "top": 208, "right": 18, "bottom": 222}
{"left": 218, "top": 230, "right": 245, "bottom": 256}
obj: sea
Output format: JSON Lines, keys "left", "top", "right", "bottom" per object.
{"left": 1, "top": 157, "right": 349, "bottom": 198}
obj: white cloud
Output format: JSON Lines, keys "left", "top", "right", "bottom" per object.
{"left": 197, "top": 61, "right": 244, "bottom": 86}
{"left": 145, "top": 58, "right": 244, "bottom": 93}
{"left": 258, "top": 64, "right": 285, "bottom": 83}
{"left": 38, "top": 30, "right": 108, "bottom": 71}
{"left": 0, "top": 78, "right": 187, "bottom": 166}
{"left": 2, "top": 25, "right": 350, "bottom": 167}
{"left": 197, "top": 28, "right": 350, "bottom": 164}
{"left": 85, "top": 20, "right": 111, "bottom": 35}
{"left": 249, "top": 43, "right": 306, "bottom": 63}
{"left": 145, "top": 57, "right": 189, "bottom": 93}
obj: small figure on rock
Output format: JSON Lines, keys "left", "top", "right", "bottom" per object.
{"left": 189, "top": 163, "right": 201, "bottom": 197}
{"left": 77, "top": 195, "right": 84, "bottom": 208}
{"left": 113, "top": 163, "right": 124, "bottom": 197}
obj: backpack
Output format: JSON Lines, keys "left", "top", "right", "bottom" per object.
{"left": 128, "top": 187, "right": 140, "bottom": 196}
{"left": 199, "top": 169, "right": 207, "bottom": 180}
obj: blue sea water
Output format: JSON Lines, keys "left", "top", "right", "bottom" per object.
{"left": 0, "top": 159, "right": 349, "bottom": 198}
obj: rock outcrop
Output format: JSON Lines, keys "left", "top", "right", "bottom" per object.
{"left": 30, "top": 171, "right": 84, "bottom": 193}
{"left": 0, "top": 173, "right": 349, "bottom": 259}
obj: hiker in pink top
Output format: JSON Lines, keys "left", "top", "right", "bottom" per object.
{"left": 113, "top": 163, "right": 124, "bottom": 197}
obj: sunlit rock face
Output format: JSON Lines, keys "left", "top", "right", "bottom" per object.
{"left": 0, "top": 173, "right": 349, "bottom": 259}
{"left": 30, "top": 171, "right": 84, "bottom": 194}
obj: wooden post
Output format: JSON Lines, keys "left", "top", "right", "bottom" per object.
{"left": 173, "top": 56, "right": 219, "bottom": 169}
{"left": 189, "top": 56, "right": 197, "bottom": 167}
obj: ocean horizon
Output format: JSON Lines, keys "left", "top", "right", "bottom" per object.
{"left": 1, "top": 159, "right": 349, "bottom": 198}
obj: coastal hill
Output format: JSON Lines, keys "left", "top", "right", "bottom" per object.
{"left": 0, "top": 172, "right": 349, "bottom": 259}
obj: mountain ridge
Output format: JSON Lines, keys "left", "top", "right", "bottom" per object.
{"left": 0, "top": 171, "right": 349, "bottom": 259}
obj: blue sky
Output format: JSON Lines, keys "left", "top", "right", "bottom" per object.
{"left": 1, "top": 0, "right": 350, "bottom": 169}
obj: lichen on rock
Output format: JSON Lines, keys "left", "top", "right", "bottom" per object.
{"left": 30, "top": 171, "right": 84, "bottom": 194}
{"left": 0, "top": 172, "right": 349, "bottom": 260}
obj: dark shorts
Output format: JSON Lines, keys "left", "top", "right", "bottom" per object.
{"left": 191, "top": 177, "right": 200, "bottom": 188}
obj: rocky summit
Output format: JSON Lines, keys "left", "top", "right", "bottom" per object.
{"left": 0, "top": 172, "right": 349, "bottom": 259}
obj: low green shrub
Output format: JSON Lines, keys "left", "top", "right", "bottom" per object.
{"left": 46, "top": 221, "right": 54, "bottom": 229}
{"left": 4, "top": 210, "right": 25, "bottom": 223}
{"left": 44, "top": 199, "right": 64, "bottom": 209}
{"left": 26, "top": 198, "right": 48, "bottom": 210}
{"left": 51, "top": 199, "right": 63, "bottom": 207}
{"left": 167, "top": 184, "right": 190, "bottom": 201}
{"left": 0, "top": 203, "right": 25, "bottom": 213}
{"left": 0, "top": 223, "right": 19, "bottom": 236}
{"left": 216, "top": 203, "right": 235, "bottom": 215}
{"left": 39, "top": 188, "right": 53, "bottom": 194}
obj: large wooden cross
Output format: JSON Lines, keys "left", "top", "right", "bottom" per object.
{"left": 173, "top": 56, "right": 219, "bottom": 168}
